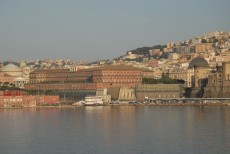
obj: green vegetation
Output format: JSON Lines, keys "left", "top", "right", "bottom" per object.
{"left": 0, "top": 86, "right": 21, "bottom": 91}
{"left": 0, "top": 84, "right": 58, "bottom": 96}
{"left": 201, "top": 39, "right": 208, "bottom": 43}
{"left": 142, "top": 77, "right": 185, "bottom": 84}
{"left": 0, "top": 82, "right": 21, "bottom": 91}
{"left": 130, "top": 45, "right": 166, "bottom": 55}
{"left": 124, "top": 57, "right": 143, "bottom": 62}
{"left": 41, "top": 81, "right": 60, "bottom": 84}
{"left": 150, "top": 52, "right": 169, "bottom": 59}
{"left": 25, "top": 90, "right": 58, "bottom": 95}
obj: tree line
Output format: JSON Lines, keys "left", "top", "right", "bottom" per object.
{"left": 142, "top": 77, "right": 185, "bottom": 84}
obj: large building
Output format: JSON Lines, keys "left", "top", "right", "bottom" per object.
{"left": 13, "top": 77, "right": 29, "bottom": 89}
{"left": 166, "top": 68, "right": 194, "bottom": 88}
{"left": 0, "top": 91, "right": 60, "bottom": 107}
{"left": 204, "top": 62, "right": 230, "bottom": 98}
{"left": 29, "top": 69, "right": 71, "bottom": 84}
{"left": 193, "top": 43, "right": 213, "bottom": 53}
{"left": 186, "top": 56, "right": 230, "bottom": 98}
{"left": 0, "top": 72, "right": 14, "bottom": 84}
{"left": 188, "top": 57, "right": 210, "bottom": 88}
{"left": 142, "top": 69, "right": 163, "bottom": 79}
{"left": 135, "top": 84, "right": 184, "bottom": 102}
{"left": 25, "top": 64, "right": 143, "bottom": 91}
{"left": 1, "top": 63, "right": 22, "bottom": 77}
{"left": 0, "top": 63, "right": 29, "bottom": 88}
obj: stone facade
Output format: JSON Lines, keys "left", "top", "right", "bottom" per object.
{"left": 1, "top": 63, "right": 22, "bottom": 77}
{"left": 135, "top": 84, "right": 183, "bottom": 102}
{"left": 166, "top": 68, "right": 194, "bottom": 87}
{"left": 0, "top": 72, "right": 14, "bottom": 84}
{"left": 118, "top": 87, "right": 135, "bottom": 101}
{"left": 96, "top": 89, "right": 111, "bottom": 104}
{"left": 29, "top": 69, "right": 71, "bottom": 84}
{"left": 204, "top": 62, "right": 230, "bottom": 98}
{"left": 26, "top": 64, "right": 142, "bottom": 91}
{"left": 194, "top": 67, "right": 209, "bottom": 88}
{"left": 188, "top": 57, "right": 210, "bottom": 88}
{"left": 143, "top": 69, "right": 163, "bottom": 79}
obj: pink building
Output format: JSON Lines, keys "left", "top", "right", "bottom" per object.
{"left": 0, "top": 91, "right": 27, "bottom": 96}
{"left": 0, "top": 95, "right": 60, "bottom": 107}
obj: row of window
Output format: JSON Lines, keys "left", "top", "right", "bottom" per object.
{"left": 3, "top": 98, "right": 23, "bottom": 102}
{"left": 94, "top": 71, "right": 141, "bottom": 76}
{"left": 94, "top": 79, "right": 141, "bottom": 83}
{"left": 0, "top": 79, "right": 12, "bottom": 82}
{"left": 139, "top": 86, "right": 180, "bottom": 91}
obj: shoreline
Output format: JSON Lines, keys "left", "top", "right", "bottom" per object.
{"left": 0, "top": 103, "right": 229, "bottom": 109}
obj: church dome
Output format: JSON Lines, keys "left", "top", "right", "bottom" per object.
{"left": 1, "top": 63, "right": 22, "bottom": 77}
{"left": 188, "top": 57, "right": 209, "bottom": 69}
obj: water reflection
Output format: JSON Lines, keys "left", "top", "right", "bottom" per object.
{"left": 0, "top": 106, "right": 229, "bottom": 153}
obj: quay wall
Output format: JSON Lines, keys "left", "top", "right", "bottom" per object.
{"left": 145, "top": 98, "right": 230, "bottom": 104}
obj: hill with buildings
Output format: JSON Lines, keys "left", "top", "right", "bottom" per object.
{"left": 0, "top": 31, "right": 230, "bottom": 106}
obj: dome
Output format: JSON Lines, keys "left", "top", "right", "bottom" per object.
{"left": 188, "top": 57, "right": 209, "bottom": 69}
{"left": 1, "top": 63, "right": 22, "bottom": 77}
{"left": 1, "top": 63, "right": 21, "bottom": 72}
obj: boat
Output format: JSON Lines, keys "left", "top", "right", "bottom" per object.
{"left": 83, "top": 96, "right": 104, "bottom": 106}
{"left": 72, "top": 101, "right": 84, "bottom": 106}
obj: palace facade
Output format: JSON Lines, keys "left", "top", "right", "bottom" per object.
{"left": 25, "top": 64, "right": 143, "bottom": 91}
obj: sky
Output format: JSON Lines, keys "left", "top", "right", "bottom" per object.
{"left": 0, "top": 0, "right": 229, "bottom": 62}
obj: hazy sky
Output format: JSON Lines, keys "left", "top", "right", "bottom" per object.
{"left": 0, "top": 0, "right": 229, "bottom": 62}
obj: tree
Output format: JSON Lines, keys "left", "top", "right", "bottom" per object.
{"left": 142, "top": 77, "right": 185, "bottom": 84}
{"left": 3, "top": 82, "right": 9, "bottom": 86}
{"left": 201, "top": 39, "right": 208, "bottom": 43}
{"left": 9, "top": 83, "right": 15, "bottom": 87}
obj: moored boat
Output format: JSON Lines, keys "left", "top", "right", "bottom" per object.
{"left": 83, "top": 95, "right": 104, "bottom": 106}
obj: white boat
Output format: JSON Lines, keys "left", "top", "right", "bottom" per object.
{"left": 72, "top": 101, "right": 84, "bottom": 106}
{"left": 83, "top": 96, "right": 104, "bottom": 106}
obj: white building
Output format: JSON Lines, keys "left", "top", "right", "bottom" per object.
{"left": 96, "top": 89, "right": 111, "bottom": 104}
{"left": 13, "top": 77, "right": 29, "bottom": 89}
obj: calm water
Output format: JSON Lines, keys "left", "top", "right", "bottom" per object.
{"left": 0, "top": 106, "right": 230, "bottom": 154}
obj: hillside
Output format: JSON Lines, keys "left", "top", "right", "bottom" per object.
{"left": 129, "top": 45, "right": 166, "bottom": 55}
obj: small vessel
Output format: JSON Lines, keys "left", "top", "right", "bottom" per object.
{"left": 72, "top": 101, "right": 84, "bottom": 106}
{"left": 83, "top": 95, "right": 104, "bottom": 106}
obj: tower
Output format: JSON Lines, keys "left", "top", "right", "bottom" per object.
{"left": 188, "top": 57, "right": 210, "bottom": 88}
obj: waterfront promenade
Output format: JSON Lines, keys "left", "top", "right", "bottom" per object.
{"left": 1, "top": 98, "right": 230, "bottom": 108}
{"left": 144, "top": 98, "right": 230, "bottom": 105}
